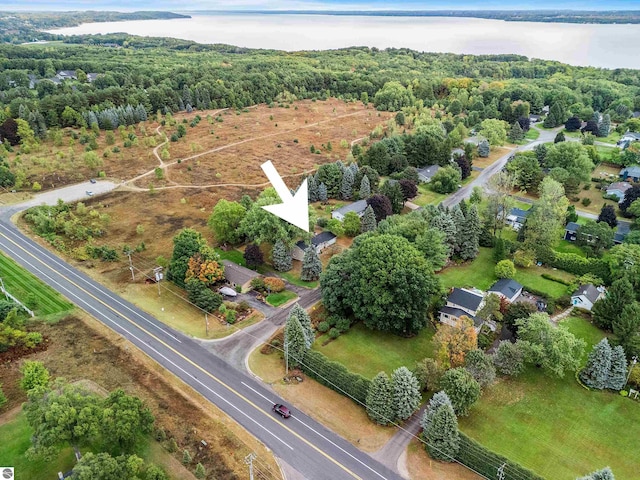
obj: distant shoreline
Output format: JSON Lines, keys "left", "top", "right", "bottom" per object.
{"left": 183, "top": 10, "right": 640, "bottom": 25}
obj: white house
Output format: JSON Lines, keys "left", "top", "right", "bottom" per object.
{"left": 488, "top": 279, "right": 523, "bottom": 303}
{"left": 291, "top": 231, "right": 337, "bottom": 261}
{"left": 505, "top": 207, "right": 531, "bottom": 230}
{"left": 571, "top": 284, "right": 606, "bottom": 311}
{"left": 332, "top": 200, "right": 368, "bottom": 221}
{"left": 417, "top": 165, "right": 441, "bottom": 183}
{"left": 606, "top": 182, "right": 632, "bottom": 203}
{"left": 439, "top": 287, "right": 485, "bottom": 329}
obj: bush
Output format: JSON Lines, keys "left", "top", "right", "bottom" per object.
{"left": 317, "top": 321, "right": 330, "bottom": 333}
{"left": 540, "top": 273, "right": 571, "bottom": 286}
{"left": 557, "top": 295, "right": 572, "bottom": 308}
{"left": 581, "top": 198, "right": 591, "bottom": 206}
{"left": 329, "top": 328, "right": 340, "bottom": 339}
{"left": 335, "top": 317, "right": 351, "bottom": 333}
{"left": 250, "top": 277, "right": 265, "bottom": 291}
{"left": 316, "top": 217, "right": 328, "bottom": 228}
{"left": 495, "top": 260, "right": 516, "bottom": 279}
{"left": 264, "top": 277, "right": 285, "bottom": 293}
{"left": 537, "top": 250, "right": 610, "bottom": 280}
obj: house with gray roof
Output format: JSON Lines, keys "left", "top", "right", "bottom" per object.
{"left": 564, "top": 222, "right": 581, "bottom": 242}
{"left": 620, "top": 165, "right": 640, "bottom": 183}
{"left": 292, "top": 231, "right": 337, "bottom": 261}
{"left": 417, "top": 164, "right": 441, "bottom": 183}
{"left": 606, "top": 182, "right": 632, "bottom": 203}
{"left": 56, "top": 70, "right": 77, "bottom": 81}
{"left": 571, "top": 284, "right": 605, "bottom": 311}
{"left": 332, "top": 199, "right": 368, "bottom": 221}
{"left": 439, "top": 287, "right": 485, "bottom": 329}
{"left": 222, "top": 260, "right": 260, "bottom": 292}
{"left": 488, "top": 279, "right": 523, "bottom": 303}
{"left": 506, "top": 207, "right": 531, "bottom": 230}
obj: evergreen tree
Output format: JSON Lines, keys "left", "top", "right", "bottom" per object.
{"left": 592, "top": 277, "right": 634, "bottom": 331}
{"left": 318, "top": 182, "right": 328, "bottom": 203}
{"left": 613, "top": 302, "right": 640, "bottom": 357}
{"left": 359, "top": 175, "right": 371, "bottom": 199}
{"left": 508, "top": 121, "right": 524, "bottom": 142}
{"left": 340, "top": 168, "right": 354, "bottom": 200}
{"left": 598, "top": 113, "right": 611, "bottom": 138}
{"left": 284, "top": 314, "right": 307, "bottom": 368}
{"left": 194, "top": 463, "right": 206, "bottom": 479}
{"left": 307, "top": 175, "right": 319, "bottom": 202}
{"left": 554, "top": 131, "right": 566, "bottom": 143}
{"left": 607, "top": 345, "right": 628, "bottom": 391}
{"left": 464, "top": 142, "right": 474, "bottom": 166}
{"left": 365, "top": 372, "right": 394, "bottom": 425}
{"left": 577, "top": 467, "right": 616, "bottom": 480}
{"left": 360, "top": 205, "right": 377, "bottom": 232}
{"left": 421, "top": 391, "right": 453, "bottom": 433}
{"left": 301, "top": 245, "right": 322, "bottom": 282}
{"left": 391, "top": 367, "right": 421, "bottom": 421}
{"left": 579, "top": 338, "right": 612, "bottom": 389}
{"left": 423, "top": 402, "right": 459, "bottom": 462}
{"left": 452, "top": 206, "right": 466, "bottom": 256}
{"left": 464, "top": 349, "right": 496, "bottom": 388}
{"left": 288, "top": 303, "right": 314, "bottom": 348}
{"left": 182, "top": 449, "right": 192, "bottom": 464}
{"left": 477, "top": 139, "right": 490, "bottom": 158}
{"left": 380, "top": 180, "right": 403, "bottom": 214}
{"left": 272, "top": 239, "right": 292, "bottom": 272}
{"left": 459, "top": 205, "right": 481, "bottom": 260}
{"left": 430, "top": 210, "right": 457, "bottom": 254}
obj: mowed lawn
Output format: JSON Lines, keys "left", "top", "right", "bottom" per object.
{"left": 0, "top": 253, "right": 73, "bottom": 316}
{"left": 313, "top": 322, "right": 436, "bottom": 379}
{"left": 459, "top": 316, "right": 639, "bottom": 479}
{"left": 437, "top": 247, "right": 574, "bottom": 299}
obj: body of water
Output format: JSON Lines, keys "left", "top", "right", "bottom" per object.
{"left": 48, "top": 13, "right": 640, "bottom": 69}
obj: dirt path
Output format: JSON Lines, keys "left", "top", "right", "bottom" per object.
{"left": 125, "top": 109, "right": 370, "bottom": 190}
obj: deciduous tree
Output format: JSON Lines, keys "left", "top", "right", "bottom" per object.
{"left": 20, "top": 361, "right": 50, "bottom": 393}
{"left": 366, "top": 194, "right": 393, "bottom": 222}
{"left": 243, "top": 244, "right": 264, "bottom": 268}
{"left": 430, "top": 166, "right": 461, "bottom": 194}
{"left": 208, "top": 199, "right": 246, "bottom": 245}
{"left": 102, "top": 389, "right": 154, "bottom": 451}
{"left": 495, "top": 259, "right": 516, "bottom": 279}
{"left": 479, "top": 119, "right": 507, "bottom": 146}
{"left": 440, "top": 368, "right": 480, "bottom": 416}
{"left": 433, "top": 316, "right": 477, "bottom": 369}
{"left": 464, "top": 349, "right": 496, "bottom": 388}
{"left": 167, "top": 229, "right": 207, "bottom": 288}
{"left": 597, "top": 205, "right": 618, "bottom": 228}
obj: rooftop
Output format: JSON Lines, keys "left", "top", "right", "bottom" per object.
{"left": 447, "top": 287, "right": 484, "bottom": 312}
{"left": 607, "top": 182, "right": 632, "bottom": 192}
{"left": 489, "top": 278, "right": 523, "bottom": 299}
{"left": 417, "top": 164, "right": 441, "bottom": 180}
{"left": 565, "top": 222, "right": 581, "bottom": 233}
{"left": 333, "top": 199, "right": 368, "bottom": 216}
{"left": 573, "top": 284, "right": 602, "bottom": 304}
{"left": 440, "top": 306, "right": 482, "bottom": 328}
{"left": 222, "top": 260, "right": 260, "bottom": 286}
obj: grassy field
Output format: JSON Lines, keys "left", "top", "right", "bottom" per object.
{"left": 525, "top": 128, "right": 541, "bottom": 140}
{"left": 266, "top": 290, "right": 297, "bottom": 307}
{"left": 437, "top": 247, "right": 574, "bottom": 299}
{"left": 473, "top": 146, "right": 513, "bottom": 169}
{"left": 277, "top": 270, "right": 319, "bottom": 289}
{"left": 312, "top": 322, "right": 436, "bottom": 379}
{"left": 412, "top": 183, "right": 447, "bottom": 207}
{"left": 0, "top": 253, "right": 73, "bottom": 317}
{"left": 459, "top": 316, "right": 639, "bottom": 479}
{"left": 554, "top": 240, "right": 587, "bottom": 257}
{"left": 564, "top": 129, "right": 621, "bottom": 145}
{"left": 215, "top": 247, "right": 247, "bottom": 266}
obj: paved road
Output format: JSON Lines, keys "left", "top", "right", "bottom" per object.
{"left": 0, "top": 207, "right": 401, "bottom": 480}
{"left": 442, "top": 126, "right": 561, "bottom": 207}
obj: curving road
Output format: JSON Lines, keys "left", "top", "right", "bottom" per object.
{"left": 0, "top": 201, "right": 402, "bottom": 480}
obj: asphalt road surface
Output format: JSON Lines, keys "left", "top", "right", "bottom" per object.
{"left": 0, "top": 206, "right": 403, "bottom": 480}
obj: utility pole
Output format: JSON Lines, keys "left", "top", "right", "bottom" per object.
{"left": 244, "top": 453, "right": 256, "bottom": 480}
{"left": 153, "top": 267, "right": 163, "bottom": 296}
{"left": 284, "top": 338, "right": 289, "bottom": 376}
{"left": 205, "top": 313, "right": 209, "bottom": 337}
{"left": 126, "top": 252, "right": 135, "bottom": 281}
{"left": 497, "top": 462, "right": 506, "bottom": 480}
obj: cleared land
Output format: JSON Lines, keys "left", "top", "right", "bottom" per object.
{"left": 459, "top": 316, "right": 639, "bottom": 479}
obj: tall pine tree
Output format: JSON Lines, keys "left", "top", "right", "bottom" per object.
{"left": 613, "top": 302, "right": 640, "bottom": 357}
{"left": 360, "top": 205, "right": 377, "bottom": 232}
{"left": 365, "top": 372, "right": 394, "bottom": 425}
{"left": 272, "top": 239, "right": 292, "bottom": 272}
{"left": 318, "top": 182, "right": 328, "bottom": 203}
{"left": 421, "top": 391, "right": 453, "bottom": 433}
{"left": 423, "top": 402, "right": 459, "bottom": 462}
{"left": 577, "top": 467, "right": 616, "bottom": 480}
{"left": 307, "top": 175, "right": 319, "bottom": 202}
{"left": 359, "top": 175, "right": 371, "bottom": 199}
{"left": 301, "top": 246, "right": 322, "bottom": 282}
{"left": 592, "top": 277, "right": 634, "bottom": 330}
{"left": 284, "top": 314, "right": 307, "bottom": 368}
{"left": 607, "top": 345, "right": 628, "bottom": 391}
{"left": 287, "top": 303, "right": 314, "bottom": 348}
{"left": 340, "top": 168, "right": 354, "bottom": 200}
{"left": 392, "top": 367, "right": 421, "bottom": 421}
{"left": 508, "top": 121, "right": 524, "bottom": 142}
{"left": 459, "top": 205, "right": 481, "bottom": 260}
{"left": 579, "top": 338, "right": 612, "bottom": 390}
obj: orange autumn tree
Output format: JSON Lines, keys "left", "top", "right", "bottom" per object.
{"left": 433, "top": 316, "right": 478, "bottom": 368}
{"left": 185, "top": 250, "right": 225, "bottom": 286}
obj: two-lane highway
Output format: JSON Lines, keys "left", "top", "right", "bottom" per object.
{"left": 0, "top": 215, "right": 403, "bottom": 480}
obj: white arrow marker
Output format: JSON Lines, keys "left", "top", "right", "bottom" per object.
{"left": 260, "top": 160, "right": 309, "bottom": 232}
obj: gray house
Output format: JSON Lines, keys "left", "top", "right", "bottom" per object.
{"left": 291, "top": 231, "right": 337, "bottom": 261}
{"left": 564, "top": 222, "right": 581, "bottom": 242}
{"left": 417, "top": 165, "right": 441, "bottom": 183}
{"left": 506, "top": 207, "right": 531, "bottom": 230}
{"left": 571, "top": 284, "right": 605, "bottom": 311}
{"left": 620, "top": 165, "right": 640, "bottom": 183}
{"left": 332, "top": 199, "right": 368, "bottom": 221}
{"left": 606, "top": 182, "right": 632, "bottom": 203}
{"left": 488, "top": 279, "right": 523, "bottom": 303}
{"left": 222, "top": 260, "right": 260, "bottom": 292}
{"left": 439, "top": 287, "right": 484, "bottom": 328}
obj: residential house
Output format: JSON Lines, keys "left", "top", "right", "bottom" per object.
{"left": 619, "top": 165, "right": 640, "bottom": 183}
{"left": 571, "top": 284, "right": 606, "bottom": 311}
{"left": 565, "top": 221, "right": 630, "bottom": 245}
{"left": 56, "top": 70, "right": 77, "bottom": 81}
{"left": 87, "top": 73, "right": 100, "bottom": 82}
{"left": 564, "top": 222, "right": 580, "bottom": 242}
{"left": 529, "top": 114, "right": 541, "bottom": 124}
{"left": 332, "top": 199, "right": 368, "bottom": 221}
{"left": 606, "top": 182, "right": 632, "bottom": 203}
{"left": 417, "top": 165, "right": 441, "bottom": 183}
{"left": 505, "top": 207, "right": 531, "bottom": 230}
{"left": 291, "top": 231, "right": 337, "bottom": 261}
{"left": 221, "top": 260, "right": 260, "bottom": 292}
{"left": 617, "top": 132, "right": 640, "bottom": 150}
{"left": 439, "top": 287, "right": 484, "bottom": 329}
{"left": 488, "top": 279, "right": 523, "bottom": 303}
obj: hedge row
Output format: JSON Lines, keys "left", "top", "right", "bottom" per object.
{"left": 540, "top": 250, "right": 610, "bottom": 281}
{"left": 455, "top": 432, "right": 544, "bottom": 480}
{"left": 301, "top": 350, "right": 371, "bottom": 405}
{"left": 540, "top": 273, "right": 571, "bottom": 286}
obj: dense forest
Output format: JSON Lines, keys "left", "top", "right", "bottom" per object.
{"left": 0, "top": 11, "right": 190, "bottom": 43}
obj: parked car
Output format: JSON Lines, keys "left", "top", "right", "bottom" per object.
{"left": 272, "top": 404, "right": 291, "bottom": 418}
{"left": 219, "top": 286, "right": 238, "bottom": 297}
{"left": 86, "top": 191, "right": 94, "bottom": 196}
{"left": 90, "top": 178, "right": 97, "bottom": 184}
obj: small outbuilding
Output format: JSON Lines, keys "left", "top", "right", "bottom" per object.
{"left": 488, "top": 279, "right": 523, "bottom": 303}
{"left": 571, "top": 284, "right": 606, "bottom": 311}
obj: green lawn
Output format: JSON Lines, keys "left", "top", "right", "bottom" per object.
{"left": 525, "top": 128, "right": 540, "bottom": 140}
{"left": 437, "top": 247, "right": 574, "bottom": 299}
{"left": 554, "top": 240, "right": 586, "bottom": 257}
{"left": 266, "top": 290, "right": 297, "bottom": 307}
{"left": 564, "top": 129, "right": 621, "bottom": 145}
{"left": 0, "top": 253, "right": 73, "bottom": 317}
{"left": 278, "top": 271, "right": 319, "bottom": 289}
{"left": 595, "top": 145, "right": 618, "bottom": 161}
{"left": 0, "top": 412, "right": 76, "bottom": 478}
{"left": 412, "top": 183, "right": 447, "bottom": 207}
{"left": 313, "top": 322, "right": 436, "bottom": 379}
{"left": 460, "top": 317, "right": 639, "bottom": 479}
{"left": 562, "top": 315, "right": 609, "bottom": 359}
{"left": 215, "top": 248, "right": 246, "bottom": 267}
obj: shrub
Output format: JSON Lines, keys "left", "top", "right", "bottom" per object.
{"left": 495, "top": 260, "right": 516, "bottom": 279}
{"left": 317, "top": 321, "right": 330, "bottom": 333}
{"left": 226, "top": 310, "right": 237, "bottom": 324}
{"left": 581, "top": 198, "right": 591, "bottom": 206}
{"left": 540, "top": 273, "right": 571, "bottom": 285}
{"left": 335, "top": 317, "right": 351, "bottom": 333}
{"left": 250, "top": 277, "right": 265, "bottom": 291}
{"left": 264, "top": 277, "right": 285, "bottom": 293}
{"left": 317, "top": 217, "right": 328, "bottom": 228}
{"left": 329, "top": 328, "right": 340, "bottom": 339}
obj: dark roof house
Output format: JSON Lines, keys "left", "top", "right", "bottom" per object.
{"left": 417, "top": 165, "right": 441, "bottom": 182}
{"left": 620, "top": 165, "right": 640, "bottom": 182}
{"left": 488, "top": 279, "right": 523, "bottom": 302}
{"left": 447, "top": 288, "right": 484, "bottom": 312}
{"left": 564, "top": 222, "right": 581, "bottom": 241}
{"left": 292, "top": 231, "right": 337, "bottom": 260}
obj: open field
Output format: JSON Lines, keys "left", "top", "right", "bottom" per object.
{"left": 459, "top": 316, "right": 639, "bottom": 479}
{"left": 564, "top": 129, "right": 621, "bottom": 145}
{"left": 472, "top": 146, "right": 513, "bottom": 169}
{"left": 0, "top": 313, "right": 279, "bottom": 479}
{"left": 412, "top": 183, "right": 447, "bottom": 207}
{"left": 437, "top": 247, "right": 574, "bottom": 300}
{"left": 266, "top": 290, "right": 297, "bottom": 307}
{"left": 0, "top": 252, "right": 73, "bottom": 316}
{"left": 312, "top": 322, "right": 436, "bottom": 379}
